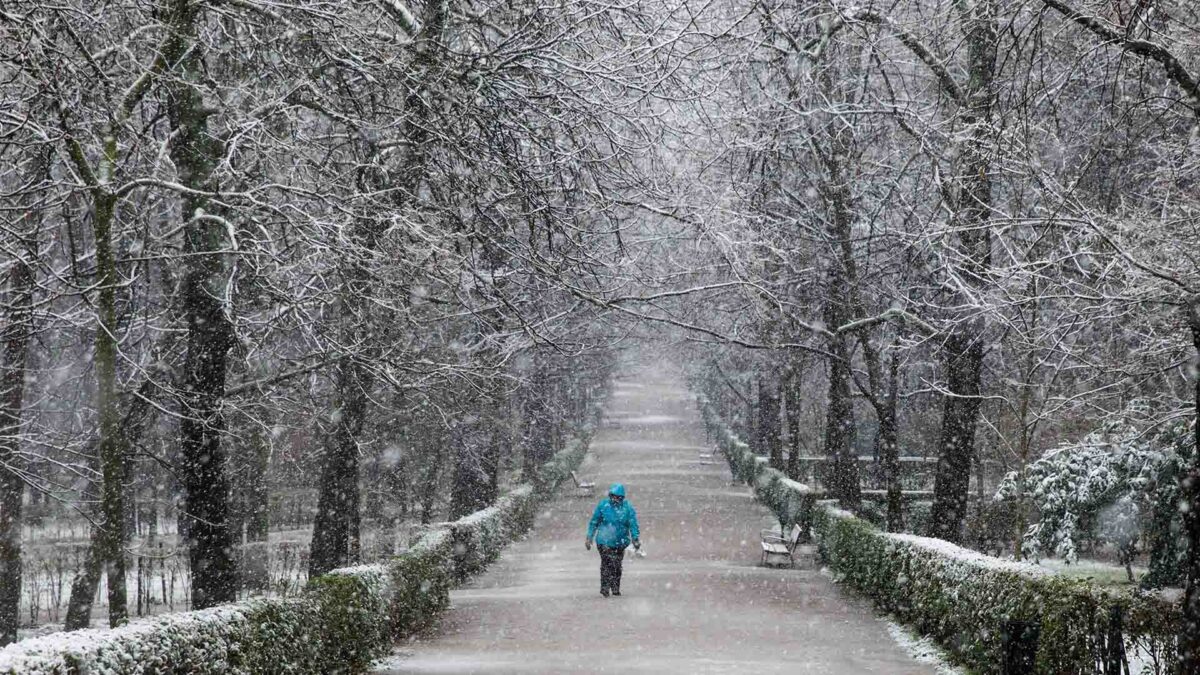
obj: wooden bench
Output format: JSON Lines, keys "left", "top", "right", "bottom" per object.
{"left": 570, "top": 470, "right": 595, "bottom": 495}
{"left": 760, "top": 524, "right": 803, "bottom": 568}
{"left": 698, "top": 450, "right": 715, "bottom": 465}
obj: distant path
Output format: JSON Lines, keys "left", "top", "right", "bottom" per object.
{"left": 376, "top": 362, "right": 937, "bottom": 674}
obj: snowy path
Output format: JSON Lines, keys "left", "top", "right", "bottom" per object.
{"left": 375, "top": 363, "right": 941, "bottom": 674}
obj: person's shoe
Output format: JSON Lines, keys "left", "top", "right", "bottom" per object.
{"left": 612, "top": 590, "right": 621, "bottom": 596}
{"left": 600, "top": 588, "right": 609, "bottom": 597}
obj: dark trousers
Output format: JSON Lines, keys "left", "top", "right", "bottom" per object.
{"left": 597, "top": 545, "right": 626, "bottom": 592}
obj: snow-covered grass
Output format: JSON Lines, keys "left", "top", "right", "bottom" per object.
{"left": 14, "top": 525, "right": 386, "bottom": 632}
{"left": 1031, "top": 556, "right": 1145, "bottom": 586}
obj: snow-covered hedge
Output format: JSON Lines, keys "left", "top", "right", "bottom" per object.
{"left": 0, "top": 430, "right": 594, "bottom": 674}
{"left": 697, "top": 395, "right": 1181, "bottom": 674}
{"left": 385, "top": 530, "right": 454, "bottom": 636}
{"left": 0, "top": 565, "right": 392, "bottom": 675}
{"left": 814, "top": 506, "right": 1180, "bottom": 674}
{"left": 445, "top": 486, "right": 537, "bottom": 582}
{"left": 538, "top": 433, "right": 593, "bottom": 489}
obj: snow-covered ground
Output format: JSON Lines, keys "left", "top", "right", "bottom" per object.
{"left": 884, "top": 620, "right": 967, "bottom": 675}
{"left": 375, "top": 365, "right": 941, "bottom": 674}
{"left": 1029, "top": 557, "right": 1145, "bottom": 585}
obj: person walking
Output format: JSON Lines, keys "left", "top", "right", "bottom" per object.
{"left": 585, "top": 483, "right": 640, "bottom": 597}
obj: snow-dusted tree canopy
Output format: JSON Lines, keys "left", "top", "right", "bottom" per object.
{"left": 1, "top": 0, "right": 1199, "bottom": 670}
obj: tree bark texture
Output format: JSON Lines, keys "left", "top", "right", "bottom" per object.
{"left": 308, "top": 0, "right": 447, "bottom": 574}
{"left": 1179, "top": 299, "right": 1200, "bottom": 673}
{"left": 784, "top": 361, "right": 804, "bottom": 482}
{"left": 929, "top": 331, "right": 985, "bottom": 542}
{"left": 880, "top": 351, "right": 902, "bottom": 531}
{"left": 763, "top": 380, "right": 783, "bottom": 471}
{"left": 165, "top": 0, "right": 238, "bottom": 609}
{"left": 310, "top": 361, "right": 367, "bottom": 577}
{"left": 64, "top": 378, "right": 160, "bottom": 629}
{"left": 0, "top": 228, "right": 34, "bottom": 644}
{"left": 928, "top": 0, "right": 995, "bottom": 544}
{"left": 449, "top": 394, "right": 502, "bottom": 520}
{"left": 63, "top": 526, "right": 105, "bottom": 630}
{"left": 91, "top": 149, "right": 130, "bottom": 626}
{"left": 239, "top": 429, "right": 271, "bottom": 591}
{"left": 824, "top": 336, "right": 861, "bottom": 511}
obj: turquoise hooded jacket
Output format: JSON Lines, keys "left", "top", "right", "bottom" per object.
{"left": 587, "top": 483, "right": 640, "bottom": 548}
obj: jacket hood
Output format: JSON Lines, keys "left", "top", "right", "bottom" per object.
{"left": 608, "top": 483, "right": 626, "bottom": 497}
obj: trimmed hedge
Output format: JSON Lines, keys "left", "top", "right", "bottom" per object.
{"left": 698, "top": 397, "right": 820, "bottom": 531}
{"left": 698, "top": 395, "right": 1182, "bottom": 674}
{"left": 0, "top": 430, "right": 594, "bottom": 674}
{"left": 814, "top": 507, "right": 1180, "bottom": 674}
{"left": 0, "top": 589, "right": 379, "bottom": 674}
{"left": 447, "top": 486, "right": 537, "bottom": 582}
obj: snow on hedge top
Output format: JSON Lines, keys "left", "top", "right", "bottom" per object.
{"left": 412, "top": 528, "right": 452, "bottom": 551}
{"left": 327, "top": 563, "right": 389, "bottom": 578}
{"left": 887, "top": 533, "right": 1049, "bottom": 576}
{"left": 455, "top": 505, "right": 502, "bottom": 527}
{"left": 0, "top": 599, "right": 271, "bottom": 672}
{"left": 820, "top": 503, "right": 856, "bottom": 521}
{"left": 778, "top": 477, "right": 821, "bottom": 495}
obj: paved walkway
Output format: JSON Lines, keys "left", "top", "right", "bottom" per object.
{"left": 377, "top": 362, "right": 938, "bottom": 674}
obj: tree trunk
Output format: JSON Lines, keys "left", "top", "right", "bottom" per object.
{"left": 165, "top": 0, "right": 237, "bottom": 609}
{"left": 309, "top": 0, "right": 447, "bottom": 573}
{"left": 92, "top": 157, "right": 130, "bottom": 626}
{"left": 812, "top": 52, "right": 863, "bottom": 512}
{"left": 852, "top": 332, "right": 903, "bottom": 531}
{"left": 880, "top": 350, "right": 902, "bottom": 532}
{"left": 241, "top": 429, "right": 271, "bottom": 592}
{"left": 928, "top": 0, "right": 995, "bottom": 544}
{"left": 743, "top": 382, "right": 755, "bottom": 450}
{"left": 523, "top": 355, "right": 557, "bottom": 481}
{"left": 309, "top": 362, "right": 366, "bottom": 577}
{"left": 0, "top": 222, "right": 35, "bottom": 645}
{"left": 929, "top": 331, "right": 985, "bottom": 542}
{"left": 419, "top": 427, "right": 445, "bottom": 525}
{"left": 63, "top": 526, "right": 105, "bottom": 630}
{"left": 764, "top": 380, "right": 783, "bottom": 471}
{"left": 753, "top": 378, "right": 767, "bottom": 456}
{"left": 449, "top": 430, "right": 493, "bottom": 519}
{"left": 1179, "top": 298, "right": 1200, "bottom": 672}
{"left": 785, "top": 361, "right": 804, "bottom": 481}
{"left": 449, "top": 393, "right": 502, "bottom": 519}
{"left": 825, "top": 337, "right": 861, "bottom": 510}
{"left": 64, "top": 379, "right": 159, "bottom": 628}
